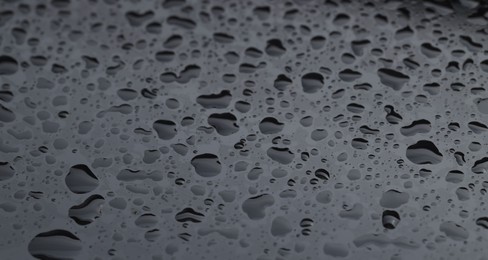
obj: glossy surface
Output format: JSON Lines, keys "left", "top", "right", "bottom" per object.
{"left": 1, "top": 0, "right": 488, "bottom": 259}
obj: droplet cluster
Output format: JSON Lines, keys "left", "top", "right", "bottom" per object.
{"left": 1, "top": 0, "right": 488, "bottom": 259}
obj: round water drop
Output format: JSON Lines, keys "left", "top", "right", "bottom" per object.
{"left": 301, "top": 72, "right": 324, "bottom": 93}
{"left": 0, "top": 55, "right": 18, "bottom": 75}
{"left": 242, "top": 194, "right": 274, "bottom": 220}
{"left": 28, "top": 230, "right": 82, "bottom": 259}
{"left": 65, "top": 164, "right": 99, "bottom": 194}
{"left": 191, "top": 153, "right": 222, "bottom": 177}
{"left": 0, "top": 162, "right": 14, "bottom": 181}
{"left": 271, "top": 216, "right": 292, "bottom": 237}
{"left": 382, "top": 210, "right": 400, "bottom": 229}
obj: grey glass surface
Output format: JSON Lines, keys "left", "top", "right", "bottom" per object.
{"left": 1, "top": 0, "right": 488, "bottom": 259}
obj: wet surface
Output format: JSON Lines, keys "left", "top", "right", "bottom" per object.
{"left": 1, "top": 0, "right": 488, "bottom": 259}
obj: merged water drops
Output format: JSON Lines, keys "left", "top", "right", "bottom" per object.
{"left": 406, "top": 140, "right": 443, "bottom": 165}
{"left": 439, "top": 222, "right": 469, "bottom": 241}
{"left": 400, "top": 119, "right": 431, "bottom": 136}
{"left": 242, "top": 194, "right": 275, "bottom": 220}
{"left": 196, "top": 90, "right": 232, "bottom": 109}
{"left": 259, "top": 117, "right": 284, "bottom": 134}
{"left": 471, "top": 157, "right": 488, "bottom": 174}
{"left": 267, "top": 147, "right": 295, "bottom": 165}
{"left": 207, "top": 113, "right": 239, "bottom": 136}
{"left": 153, "top": 120, "right": 177, "bottom": 140}
{"left": 68, "top": 195, "right": 105, "bottom": 225}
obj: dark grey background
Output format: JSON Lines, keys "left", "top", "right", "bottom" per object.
{"left": 1, "top": 0, "right": 488, "bottom": 259}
